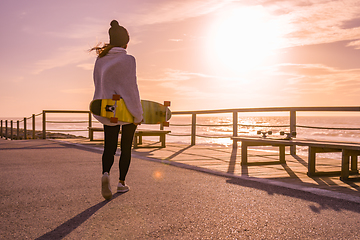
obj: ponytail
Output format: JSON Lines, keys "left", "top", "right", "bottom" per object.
{"left": 90, "top": 44, "right": 115, "bottom": 58}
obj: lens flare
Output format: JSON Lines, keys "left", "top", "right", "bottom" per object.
{"left": 152, "top": 170, "right": 164, "bottom": 180}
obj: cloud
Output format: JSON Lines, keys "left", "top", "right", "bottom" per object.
{"left": 138, "top": 68, "right": 229, "bottom": 103}
{"left": 274, "top": 63, "right": 336, "bottom": 76}
{"left": 32, "top": 46, "right": 93, "bottom": 75}
{"left": 77, "top": 63, "right": 94, "bottom": 71}
{"left": 346, "top": 39, "right": 360, "bottom": 49}
{"left": 341, "top": 17, "right": 360, "bottom": 29}
{"left": 270, "top": 63, "right": 360, "bottom": 97}
{"left": 139, "top": 68, "right": 218, "bottom": 82}
{"left": 125, "top": 0, "right": 235, "bottom": 26}
{"left": 251, "top": 0, "right": 360, "bottom": 48}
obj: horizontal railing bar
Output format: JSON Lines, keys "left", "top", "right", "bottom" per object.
{"left": 169, "top": 133, "right": 231, "bottom": 139}
{"left": 297, "top": 125, "right": 360, "bottom": 130}
{"left": 46, "top": 121, "right": 89, "bottom": 123}
{"left": 43, "top": 110, "right": 90, "bottom": 114}
{"left": 197, "top": 124, "right": 233, "bottom": 127}
{"left": 170, "top": 123, "right": 289, "bottom": 127}
{"left": 168, "top": 133, "right": 192, "bottom": 137}
{"left": 45, "top": 129, "right": 88, "bottom": 132}
{"left": 239, "top": 124, "right": 290, "bottom": 128}
{"left": 195, "top": 134, "right": 231, "bottom": 139}
{"left": 170, "top": 124, "right": 192, "bottom": 127}
{"left": 172, "top": 106, "right": 360, "bottom": 115}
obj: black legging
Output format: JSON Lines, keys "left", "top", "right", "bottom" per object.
{"left": 102, "top": 123, "right": 137, "bottom": 181}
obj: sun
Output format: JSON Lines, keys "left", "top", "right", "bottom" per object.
{"left": 206, "top": 6, "right": 283, "bottom": 74}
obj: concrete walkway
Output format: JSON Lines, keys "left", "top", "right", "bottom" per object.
{"left": 1, "top": 139, "right": 360, "bottom": 239}
{"left": 60, "top": 138, "right": 360, "bottom": 200}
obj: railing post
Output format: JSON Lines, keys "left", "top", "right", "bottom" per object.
{"left": 233, "top": 111, "right": 238, "bottom": 137}
{"left": 191, "top": 113, "right": 196, "bottom": 145}
{"left": 17, "top": 120, "right": 20, "bottom": 140}
{"left": 32, "top": 114, "right": 35, "bottom": 139}
{"left": 232, "top": 111, "right": 238, "bottom": 147}
{"left": 24, "top": 118, "right": 27, "bottom": 140}
{"left": 42, "top": 111, "right": 46, "bottom": 139}
{"left": 290, "top": 110, "right": 296, "bottom": 155}
{"left": 10, "top": 120, "right": 13, "bottom": 140}
{"left": 5, "top": 120, "right": 8, "bottom": 140}
{"left": 88, "top": 112, "right": 92, "bottom": 139}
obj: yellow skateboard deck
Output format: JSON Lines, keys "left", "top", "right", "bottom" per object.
{"left": 90, "top": 95, "right": 171, "bottom": 125}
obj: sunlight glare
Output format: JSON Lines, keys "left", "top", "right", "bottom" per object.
{"left": 207, "top": 6, "right": 284, "bottom": 74}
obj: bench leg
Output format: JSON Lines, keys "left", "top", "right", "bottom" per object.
{"left": 89, "top": 129, "right": 94, "bottom": 141}
{"left": 279, "top": 145, "right": 286, "bottom": 163}
{"left": 241, "top": 142, "right": 248, "bottom": 165}
{"left": 351, "top": 154, "right": 358, "bottom": 172}
{"left": 160, "top": 134, "right": 165, "bottom": 148}
{"left": 307, "top": 147, "right": 316, "bottom": 176}
{"left": 290, "top": 145, "right": 296, "bottom": 155}
{"left": 341, "top": 149, "right": 350, "bottom": 180}
{"left": 133, "top": 135, "right": 138, "bottom": 149}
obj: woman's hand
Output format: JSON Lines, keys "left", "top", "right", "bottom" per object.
{"left": 134, "top": 119, "right": 143, "bottom": 125}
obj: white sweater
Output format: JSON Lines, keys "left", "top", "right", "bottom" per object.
{"left": 92, "top": 47, "right": 143, "bottom": 126}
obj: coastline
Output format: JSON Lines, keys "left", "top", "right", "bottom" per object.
{"left": 0, "top": 129, "right": 86, "bottom": 140}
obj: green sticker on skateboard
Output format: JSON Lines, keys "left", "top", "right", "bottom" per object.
{"left": 90, "top": 95, "right": 171, "bottom": 125}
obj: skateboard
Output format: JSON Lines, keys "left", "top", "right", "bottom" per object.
{"left": 257, "top": 130, "right": 296, "bottom": 140}
{"left": 90, "top": 95, "right": 171, "bottom": 125}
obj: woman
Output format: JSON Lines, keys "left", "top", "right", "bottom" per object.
{"left": 91, "top": 20, "right": 143, "bottom": 200}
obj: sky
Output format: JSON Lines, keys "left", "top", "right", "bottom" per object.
{"left": 1, "top": 0, "right": 360, "bottom": 118}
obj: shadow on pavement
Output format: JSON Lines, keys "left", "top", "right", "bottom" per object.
{"left": 35, "top": 193, "right": 125, "bottom": 240}
{"left": 0, "top": 141, "right": 67, "bottom": 151}
{"left": 226, "top": 177, "right": 360, "bottom": 214}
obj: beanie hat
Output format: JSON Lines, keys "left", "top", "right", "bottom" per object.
{"left": 109, "top": 20, "right": 129, "bottom": 47}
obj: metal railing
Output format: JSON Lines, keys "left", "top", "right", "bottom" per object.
{"left": 41, "top": 110, "right": 92, "bottom": 139}
{"left": 1, "top": 106, "right": 360, "bottom": 154}
{"left": 0, "top": 110, "right": 92, "bottom": 140}
{"left": 171, "top": 106, "right": 360, "bottom": 154}
{"left": 0, "top": 113, "right": 42, "bottom": 140}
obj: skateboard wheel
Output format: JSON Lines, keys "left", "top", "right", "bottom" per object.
{"left": 112, "top": 94, "right": 121, "bottom": 100}
{"left": 163, "top": 122, "right": 170, "bottom": 127}
{"left": 110, "top": 117, "right": 118, "bottom": 123}
{"left": 164, "top": 101, "right": 171, "bottom": 107}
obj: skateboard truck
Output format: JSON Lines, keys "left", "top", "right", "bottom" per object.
{"left": 280, "top": 131, "right": 297, "bottom": 139}
{"left": 108, "top": 94, "right": 121, "bottom": 123}
{"left": 257, "top": 130, "right": 272, "bottom": 138}
{"left": 112, "top": 94, "right": 121, "bottom": 100}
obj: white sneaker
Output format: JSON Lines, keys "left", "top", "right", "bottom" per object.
{"left": 101, "top": 172, "right": 112, "bottom": 200}
{"left": 117, "top": 182, "right": 130, "bottom": 193}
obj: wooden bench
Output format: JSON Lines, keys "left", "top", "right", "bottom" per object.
{"left": 88, "top": 127, "right": 170, "bottom": 148}
{"left": 231, "top": 136, "right": 360, "bottom": 180}
{"left": 133, "top": 130, "right": 171, "bottom": 148}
